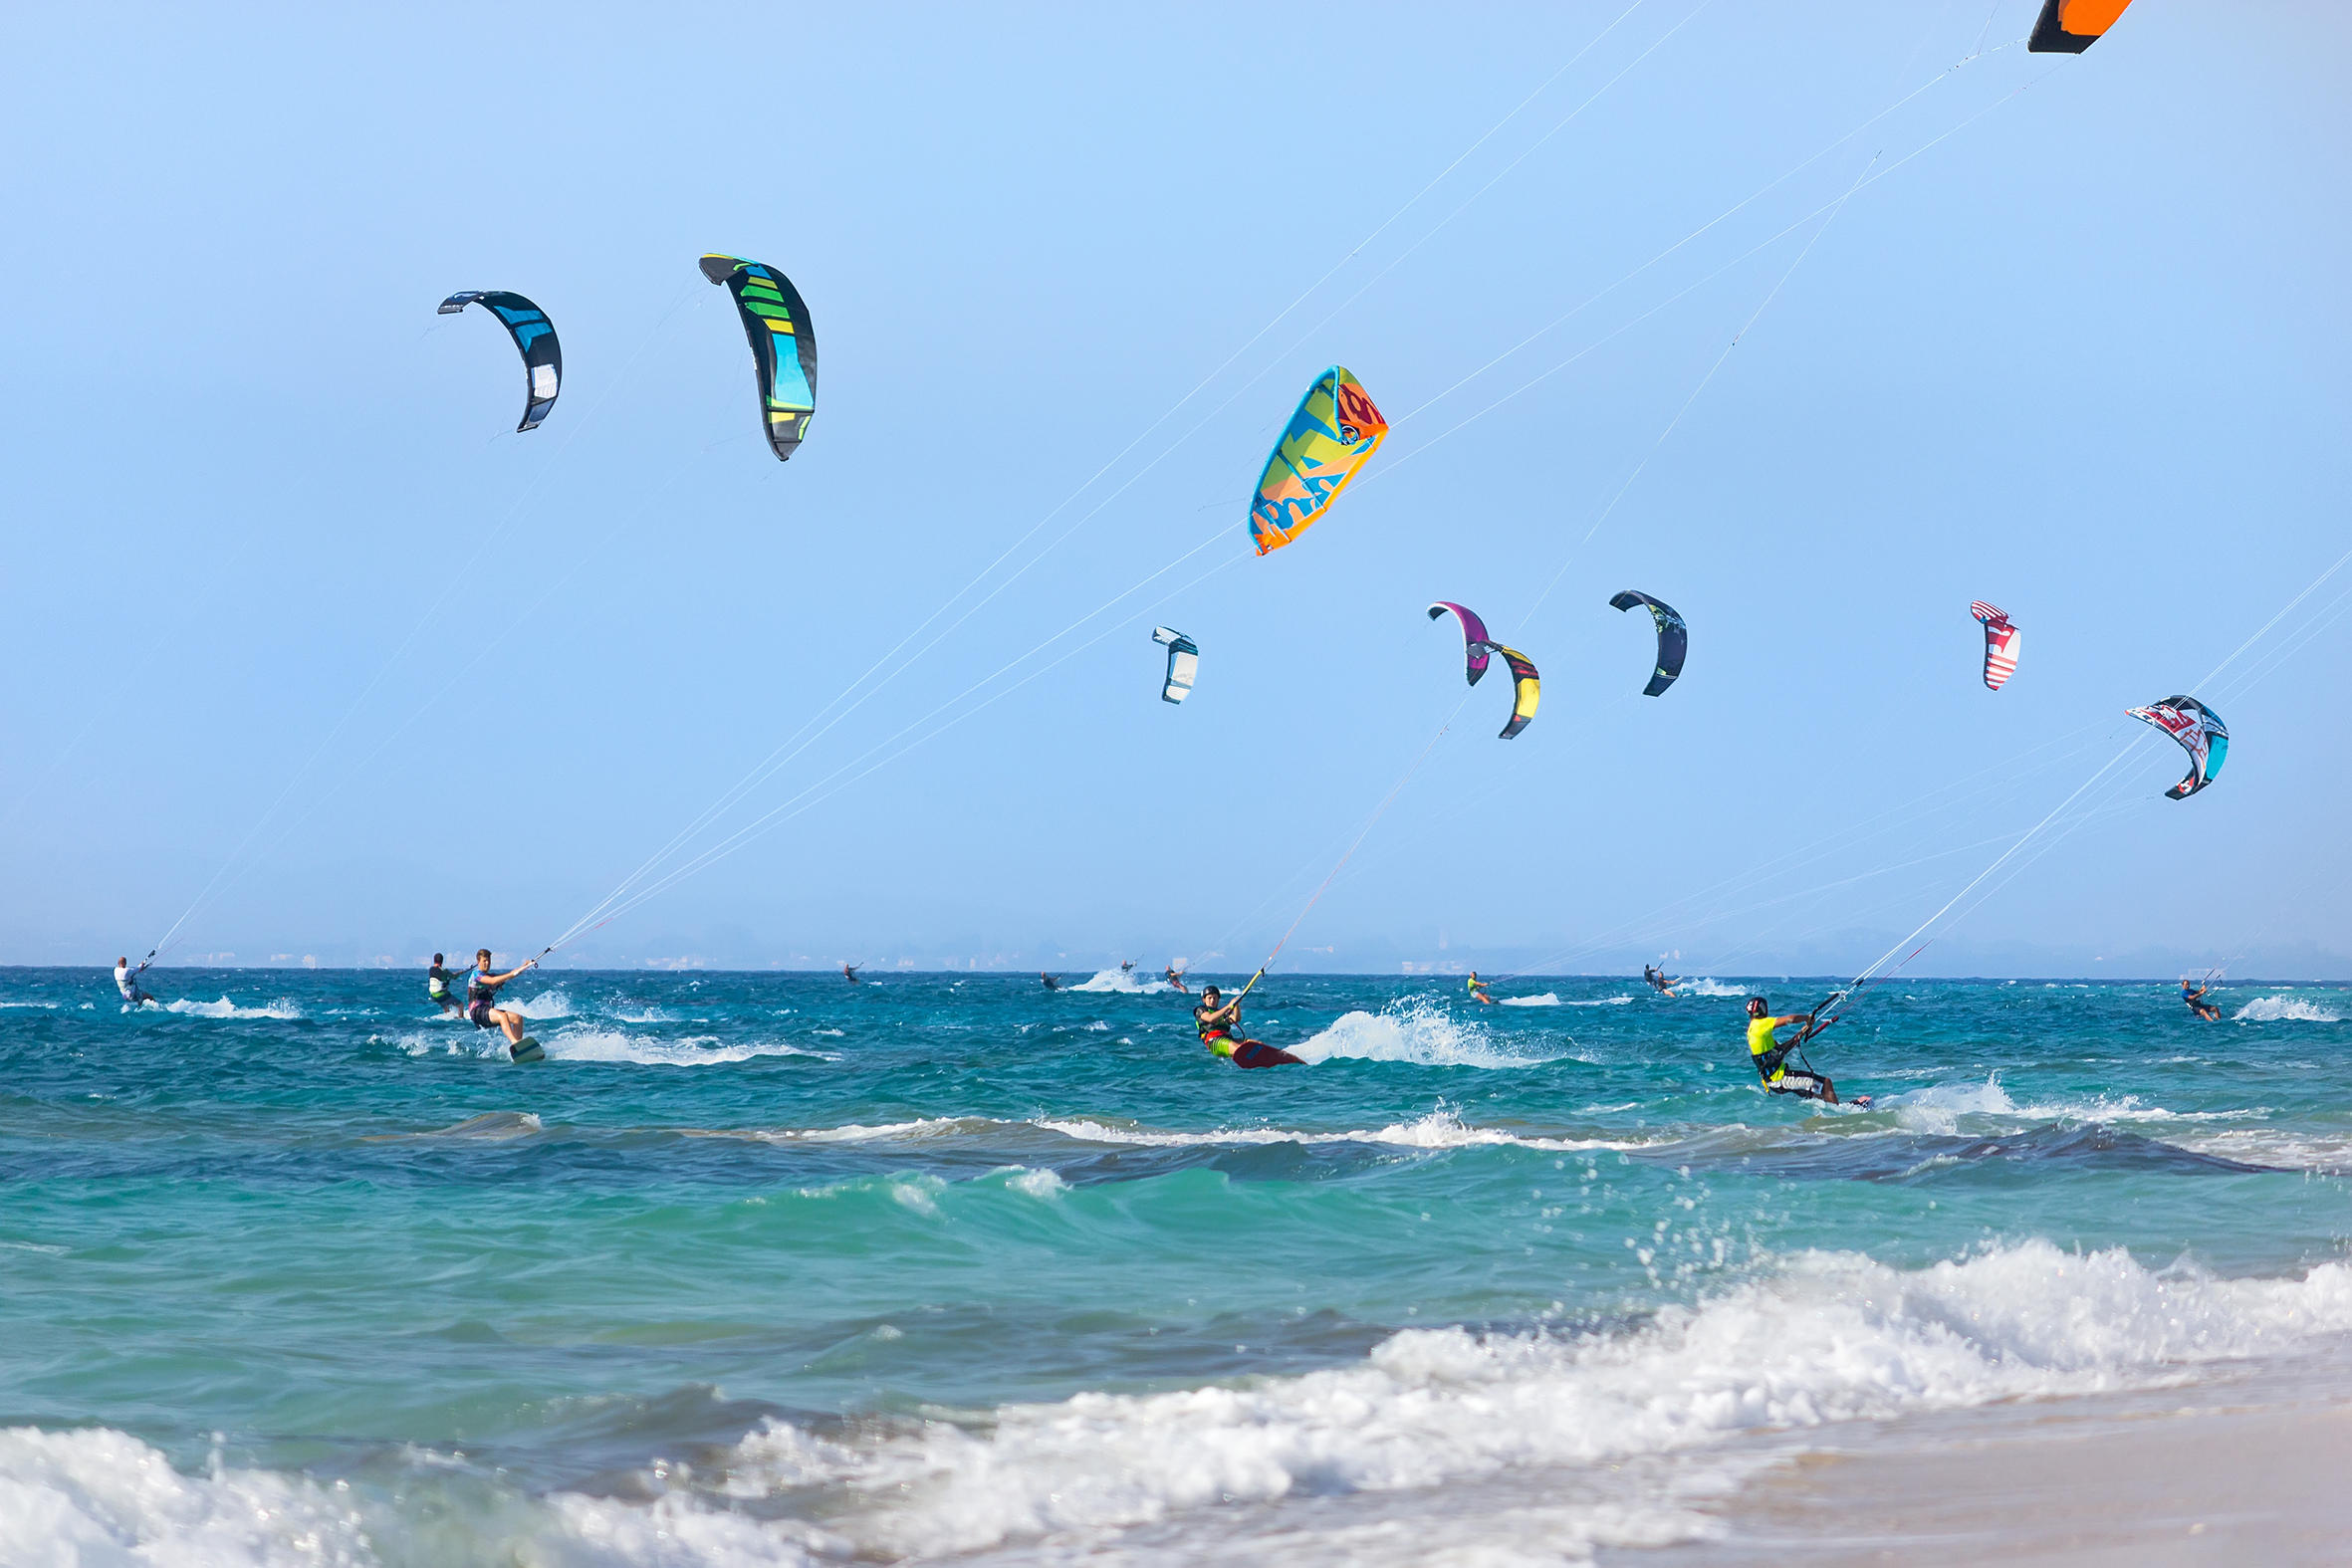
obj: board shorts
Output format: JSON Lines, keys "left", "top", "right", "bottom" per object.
{"left": 469, "top": 1000, "right": 497, "bottom": 1029}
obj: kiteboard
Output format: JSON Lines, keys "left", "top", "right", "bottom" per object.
{"left": 509, "top": 1037, "right": 545, "bottom": 1064}
{"left": 1231, "top": 1040, "right": 1303, "bottom": 1069}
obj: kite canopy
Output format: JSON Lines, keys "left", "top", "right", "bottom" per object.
{"left": 1608, "top": 590, "right": 1688, "bottom": 697}
{"left": 2126, "top": 695, "right": 2228, "bottom": 799}
{"left": 436, "top": 291, "right": 561, "bottom": 431}
{"left": 2028, "top": 0, "right": 2134, "bottom": 53}
{"left": 1426, "top": 603, "right": 1537, "bottom": 738}
{"left": 1248, "top": 367, "right": 1387, "bottom": 556}
{"left": 1426, "top": 602, "right": 1493, "bottom": 686}
{"left": 699, "top": 254, "right": 818, "bottom": 461}
{"left": 1489, "top": 646, "right": 1541, "bottom": 740}
{"left": 1151, "top": 626, "right": 1199, "bottom": 705}
{"left": 1971, "top": 601, "right": 2021, "bottom": 691}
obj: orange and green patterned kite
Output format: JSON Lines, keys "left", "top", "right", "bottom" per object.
{"left": 1247, "top": 367, "right": 1387, "bottom": 555}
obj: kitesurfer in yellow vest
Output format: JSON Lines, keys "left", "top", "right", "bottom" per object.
{"left": 1193, "top": 984, "right": 1302, "bottom": 1070}
{"left": 1746, "top": 996, "right": 1840, "bottom": 1104}
{"left": 1466, "top": 972, "right": 1496, "bottom": 1005}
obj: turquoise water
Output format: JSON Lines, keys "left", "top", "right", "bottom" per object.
{"left": 5, "top": 967, "right": 2350, "bottom": 1563}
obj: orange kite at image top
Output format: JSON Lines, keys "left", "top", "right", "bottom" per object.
{"left": 2028, "top": 0, "right": 2135, "bottom": 53}
{"left": 1247, "top": 367, "right": 1388, "bottom": 556}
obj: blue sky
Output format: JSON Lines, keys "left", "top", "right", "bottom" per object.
{"left": 4, "top": 2, "right": 2346, "bottom": 978}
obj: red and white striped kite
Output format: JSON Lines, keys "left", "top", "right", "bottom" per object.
{"left": 1971, "top": 602, "right": 2020, "bottom": 691}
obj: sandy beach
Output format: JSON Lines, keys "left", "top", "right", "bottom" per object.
{"left": 1655, "top": 1350, "right": 2352, "bottom": 1566}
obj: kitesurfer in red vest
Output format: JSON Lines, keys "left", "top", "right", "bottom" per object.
{"left": 1193, "top": 984, "right": 1302, "bottom": 1069}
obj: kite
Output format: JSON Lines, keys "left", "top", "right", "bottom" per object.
{"left": 1151, "top": 626, "right": 1199, "bottom": 705}
{"left": 699, "top": 254, "right": 818, "bottom": 461}
{"left": 436, "top": 291, "right": 561, "bottom": 431}
{"left": 1607, "top": 591, "right": 1688, "bottom": 696}
{"left": 1971, "top": 602, "right": 2021, "bottom": 691}
{"left": 2126, "top": 696, "right": 2228, "bottom": 799}
{"left": 1427, "top": 602, "right": 1539, "bottom": 739}
{"left": 1248, "top": 367, "right": 1387, "bottom": 555}
{"left": 2028, "top": 0, "right": 2134, "bottom": 53}
{"left": 1426, "top": 601, "right": 1494, "bottom": 686}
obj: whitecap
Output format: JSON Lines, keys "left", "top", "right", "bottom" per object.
{"left": 1672, "top": 977, "right": 1749, "bottom": 998}
{"left": 163, "top": 996, "right": 301, "bottom": 1020}
{"left": 537, "top": 1026, "right": 832, "bottom": 1068}
{"left": 1289, "top": 998, "right": 1563, "bottom": 1069}
{"left": 2233, "top": 996, "right": 2344, "bottom": 1024}
{"left": 1032, "top": 1109, "right": 1640, "bottom": 1155}
{"left": 1062, "top": 968, "right": 1176, "bottom": 995}
{"left": 699, "top": 1237, "right": 2352, "bottom": 1561}
{"left": 509, "top": 987, "right": 575, "bottom": 1020}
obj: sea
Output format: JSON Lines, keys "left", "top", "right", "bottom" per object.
{"left": 3, "top": 966, "right": 2349, "bottom": 1565}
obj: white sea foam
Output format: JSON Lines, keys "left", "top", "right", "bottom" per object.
{"left": 539, "top": 1027, "right": 831, "bottom": 1068}
{"left": 511, "top": 987, "right": 576, "bottom": 1019}
{"left": 1003, "top": 1167, "right": 1068, "bottom": 1199}
{"left": 1033, "top": 1109, "right": 1640, "bottom": 1155}
{"left": 1672, "top": 977, "right": 1748, "bottom": 998}
{"left": 1499, "top": 992, "right": 1560, "bottom": 1007}
{"left": 2233, "top": 996, "right": 2344, "bottom": 1023}
{"left": 14, "top": 1242, "right": 2352, "bottom": 1565}
{"left": 1880, "top": 1076, "right": 2267, "bottom": 1133}
{"left": 0, "top": 1001, "right": 58, "bottom": 1009}
{"left": 1064, "top": 968, "right": 1176, "bottom": 995}
{"left": 0, "top": 1424, "right": 830, "bottom": 1568}
{"left": 1290, "top": 998, "right": 1562, "bottom": 1069}
{"left": 163, "top": 996, "right": 301, "bottom": 1019}
{"left": 700, "top": 1238, "right": 2352, "bottom": 1561}
{"left": 783, "top": 1117, "right": 989, "bottom": 1144}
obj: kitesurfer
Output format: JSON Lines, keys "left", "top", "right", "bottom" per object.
{"left": 1643, "top": 965, "right": 1676, "bottom": 997}
{"left": 426, "top": 953, "right": 466, "bottom": 1017}
{"left": 1746, "top": 996, "right": 1841, "bottom": 1104}
{"left": 466, "top": 949, "right": 538, "bottom": 1050}
{"left": 842, "top": 963, "right": 861, "bottom": 985}
{"left": 1120, "top": 959, "right": 1135, "bottom": 975}
{"left": 1193, "top": 984, "right": 1302, "bottom": 1069}
{"left": 1041, "top": 972, "right": 1060, "bottom": 992}
{"left": 113, "top": 957, "right": 157, "bottom": 1009}
{"left": 1466, "top": 971, "right": 1496, "bottom": 1005}
{"left": 2182, "top": 979, "right": 2220, "bottom": 1021}
{"left": 1164, "top": 966, "right": 1190, "bottom": 994}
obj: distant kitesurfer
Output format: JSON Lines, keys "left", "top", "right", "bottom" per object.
{"left": 1746, "top": 996, "right": 1842, "bottom": 1105}
{"left": 113, "top": 957, "right": 157, "bottom": 1008}
{"left": 426, "top": 953, "right": 465, "bottom": 1017}
{"left": 1466, "top": 971, "right": 1496, "bottom": 1006}
{"left": 1120, "top": 959, "right": 1135, "bottom": 975}
{"left": 467, "top": 949, "right": 538, "bottom": 1051}
{"left": 1193, "top": 983, "right": 1302, "bottom": 1069}
{"left": 1643, "top": 964, "right": 1676, "bottom": 996}
{"left": 842, "top": 963, "right": 861, "bottom": 985}
{"left": 2182, "top": 980, "right": 2220, "bottom": 1021}
{"left": 1042, "top": 972, "right": 1060, "bottom": 992}
{"left": 1164, "top": 966, "right": 1189, "bottom": 994}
